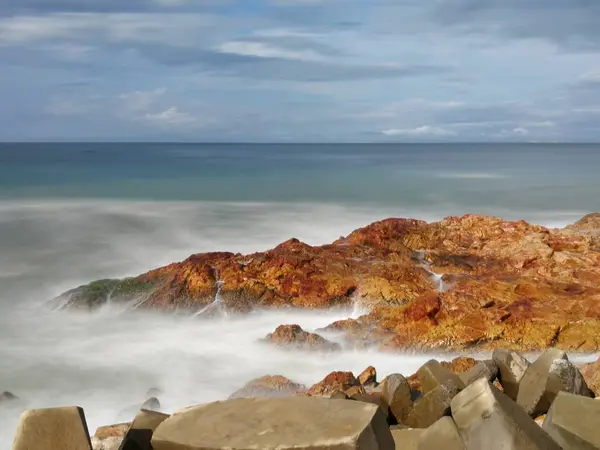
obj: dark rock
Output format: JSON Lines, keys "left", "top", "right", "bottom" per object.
{"left": 265, "top": 325, "right": 341, "bottom": 352}
{"left": 0, "top": 391, "right": 19, "bottom": 404}
{"left": 120, "top": 409, "right": 170, "bottom": 450}
{"left": 141, "top": 397, "right": 161, "bottom": 412}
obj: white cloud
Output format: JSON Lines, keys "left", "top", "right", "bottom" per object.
{"left": 119, "top": 88, "right": 167, "bottom": 113}
{"left": 217, "top": 41, "right": 325, "bottom": 62}
{"left": 579, "top": 70, "right": 600, "bottom": 84}
{"left": 381, "top": 125, "right": 457, "bottom": 137}
{"left": 144, "top": 107, "right": 200, "bottom": 126}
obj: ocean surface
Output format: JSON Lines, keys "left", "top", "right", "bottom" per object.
{"left": 1, "top": 143, "right": 599, "bottom": 446}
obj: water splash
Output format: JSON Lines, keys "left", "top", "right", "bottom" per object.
{"left": 413, "top": 250, "right": 447, "bottom": 293}
{"left": 193, "top": 281, "right": 226, "bottom": 318}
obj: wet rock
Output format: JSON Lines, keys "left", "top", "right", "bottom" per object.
{"left": 451, "top": 378, "right": 561, "bottom": 450}
{"left": 358, "top": 366, "right": 378, "bottom": 386}
{"left": 417, "top": 360, "right": 465, "bottom": 394}
{"left": 542, "top": 391, "right": 600, "bottom": 450}
{"left": 265, "top": 324, "right": 342, "bottom": 351}
{"left": 458, "top": 360, "right": 498, "bottom": 386}
{"left": 390, "top": 428, "right": 424, "bottom": 450}
{"left": 417, "top": 417, "right": 465, "bottom": 450}
{"left": 517, "top": 348, "right": 592, "bottom": 416}
{"left": 404, "top": 381, "right": 461, "bottom": 429}
{"left": 151, "top": 396, "right": 394, "bottom": 450}
{"left": 229, "top": 375, "right": 306, "bottom": 399}
{"left": 492, "top": 348, "right": 530, "bottom": 401}
{"left": 120, "top": 409, "right": 170, "bottom": 450}
{"left": 12, "top": 406, "right": 93, "bottom": 450}
{"left": 380, "top": 374, "right": 413, "bottom": 423}
{"left": 307, "top": 371, "right": 358, "bottom": 397}
{"left": 142, "top": 396, "right": 161, "bottom": 411}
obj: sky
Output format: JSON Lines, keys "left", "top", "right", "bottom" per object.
{"left": 1, "top": 0, "right": 600, "bottom": 142}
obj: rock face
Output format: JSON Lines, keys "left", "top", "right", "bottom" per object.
{"left": 542, "top": 391, "right": 600, "bottom": 450}
{"left": 580, "top": 356, "right": 600, "bottom": 395}
{"left": 151, "top": 397, "right": 395, "bottom": 450}
{"left": 12, "top": 406, "right": 93, "bottom": 450}
{"left": 265, "top": 325, "right": 341, "bottom": 351}
{"left": 229, "top": 375, "right": 306, "bottom": 399}
{"left": 53, "top": 214, "right": 600, "bottom": 352}
{"left": 307, "top": 371, "right": 359, "bottom": 397}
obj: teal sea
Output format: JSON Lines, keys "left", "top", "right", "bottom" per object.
{"left": 0, "top": 143, "right": 599, "bottom": 445}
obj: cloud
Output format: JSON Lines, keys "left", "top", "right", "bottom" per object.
{"left": 143, "top": 107, "right": 200, "bottom": 127}
{"left": 381, "top": 126, "right": 457, "bottom": 137}
{"left": 217, "top": 41, "right": 326, "bottom": 62}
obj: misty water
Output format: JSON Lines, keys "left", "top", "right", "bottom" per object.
{"left": 2, "top": 144, "right": 600, "bottom": 446}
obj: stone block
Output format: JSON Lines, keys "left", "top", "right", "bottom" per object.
{"left": 404, "top": 382, "right": 460, "bottom": 429}
{"left": 381, "top": 374, "right": 413, "bottom": 423}
{"left": 417, "top": 417, "right": 465, "bottom": 450}
{"left": 492, "top": 348, "right": 530, "bottom": 400}
{"left": 417, "top": 360, "right": 465, "bottom": 394}
{"left": 458, "top": 360, "right": 498, "bottom": 386}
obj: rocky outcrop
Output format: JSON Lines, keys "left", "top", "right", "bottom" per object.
{"left": 53, "top": 214, "right": 600, "bottom": 352}
{"left": 264, "top": 325, "right": 341, "bottom": 351}
{"left": 229, "top": 375, "right": 306, "bottom": 399}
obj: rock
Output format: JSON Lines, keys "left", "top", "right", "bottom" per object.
{"left": 417, "top": 360, "right": 465, "bottom": 394}
{"left": 91, "top": 436, "right": 122, "bottom": 450}
{"left": 346, "top": 385, "right": 367, "bottom": 397}
{"left": 307, "top": 371, "right": 358, "bottom": 397}
{"left": 265, "top": 324, "right": 342, "bottom": 351}
{"left": 0, "top": 391, "right": 19, "bottom": 404}
{"left": 141, "top": 396, "right": 161, "bottom": 411}
{"left": 380, "top": 374, "right": 413, "bottom": 423}
{"left": 330, "top": 391, "right": 349, "bottom": 399}
{"left": 451, "top": 378, "right": 561, "bottom": 450}
{"left": 94, "top": 423, "right": 130, "bottom": 439}
{"left": 517, "top": 348, "right": 592, "bottom": 416}
{"left": 359, "top": 366, "right": 378, "bottom": 386}
{"left": 146, "top": 387, "right": 162, "bottom": 397}
{"left": 543, "top": 391, "right": 600, "bottom": 449}
{"left": 458, "top": 360, "right": 498, "bottom": 386}
{"left": 534, "top": 415, "right": 546, "bottom": 427}
{"left": 229, "top": 375, "right": 306, "bottom": 399}
{"left": 404, "top": 381, "right": 461, "bottom": 429}
{"left": 417, "top": 417, "right": 465, "bottom": 450}
{"left": 12, "top": 406, "right": 93, "bottom": 450}
{"left": 580, "top": 357, "right": 600, "bottom": 395}
{"left": 120, "top": 409, "right": 170, "bottom": 450}
{"left": 440, "top": 357, "right": 477, "bottom": 375}
{"left": 492, "top": 348, "right": 530, "bottom": 400}
{"left": 390, "top": 428, "right": 424, "bottom": 450}
{"left": 151, "top": 396, "right": 394, "bottom": 450}
{"left": 350, "top": 393, "right": 389, "bottom": 422}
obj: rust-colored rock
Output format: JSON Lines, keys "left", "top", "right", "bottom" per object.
{"left": 579, "top": 357, "right": 600, "bottom": 396}
{"left": 264, "top": 325, "right": 341, "bottom": 351}
{"left": 94, "top": 423, "right": 130, "bottom": 439}
{"left": 358, "top": 366, "right": 377, "bottom": 386}
{"left": 55, "top": 214, "right": 600, "bottom": 352}
{"left": 307, "top": 371, "right": 358, "bottom": 397}
{"left": 229, "top": 375, "right": 307, "bottom": 399}
{"left": 440, "top": 357, "right": 478, "bottom": 374}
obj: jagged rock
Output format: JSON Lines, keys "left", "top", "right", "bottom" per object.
{"left": 440, "top": 358, "right": 477, "bottom": 375}
{"left": 94, "top": 423, "right": 130, "bottom": 439}
{"left": 151, "top": 397, "right": 394, "bottom": 450}
{"left": 458, "top": 360, "right": 498, "bottom": 386}
{"left": 580, "top": 357, "right": 600, "bottom": 395}
{"left": 417, "top": 360, "right": 465, "bottom": 394}
{"left": 142, "top": 396, "right": 161, "bottom": 411}
{"left": 390, "top": 428, "right": 424, "bottom": 450}
{"left": 120, "top": 409, "right": 170, "bottom": 450}
{"left": 358, "top": 366, "right": 378, "bottom": 386}
{"left": 451, "top": 378, "right": 561, "bottom": 450}
{"left": 91, "top": 436, "right": 122, "bottom": 450}
{"left": 229, "top": 375, "right": 306, "bottom": 399}
{"left": 543, "top": 391, "right": 600, "bottom": 449}
{"left": 404, "top": 381, "right": 461, "bottom": 429}
{"left": 12, "top": 406, "right": 93, "bottom": 450}
{"left": 0, "top": 390, "right": 19, "bottom": 404}
{"left": 380, "top": 374, "right": 413, "bottom": 423}
{"left": 417, "top": 417, "right": 465, "bottom": 450}
{"left": 492, "top": 348, "right": 530, "bottom": 401}
{"left": 307, "top": 371, "right": 358, "bottom": 397}
{"left": 517, "top": 348, "right": 592, "bottom": 416}
{"left": 265, "top": 324, "right": 341, "bottom": 351}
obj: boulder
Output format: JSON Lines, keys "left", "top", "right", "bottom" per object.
{"left": 229, "top": 375, "right": 306, "bottom": 399}
{"left": 265, "top": 325, "right": 342, "bottom": 351}
{"left": 390, "top": 429, "right": 424, "bottom": 450}
{"left": 441, "top": 357, "right": 478, "bottom": 375}
{"left": 94, "top": 423, "right": 130, "bottom": 439}
{"left": 12, "top": 406, "right": 93, "bottom": 450}
{"left": 151, "top": 396, "right": 394, "bottom": 450}
{"left": 492, "top": 348, "right": 530, "bottom": 401}
{"left": 141, "top": 396, "right": 161, "bottom": 411}
{"left": 91, "top": 436, "right": 122, "bottom": 450}
{"left": 580, "top": 357, "right": 600, "bottom": 395}
{"left": 307, "top": 371, "right": 358, "bottom": 396}
{"left": 417, "top": 417, "right": 465, "bottom": 450}
{"left": 120, "top": 409, "right": 170, "bottom": 450}
{"left": 451, "top": 378, "right": 561, "bottom": 450}
{"left": 359, "top": 366, "right": 378, "bottom": 386}
{"left": 542, "top": 391, "right": 600, "bottom": 449}
{"left": 380, "top": 374, "right": 413, "bottom": 423}
{"left": 404, "top": 381, "right": 461, "bottom": 429}
{"left": 417, "top": 360, "right": 465, "bottom": 394}
{"left": 458, "top": 360, "right": 498, "bottom": 386}
{"left": 517, "top": 349, "right": 592, "bottom": 416}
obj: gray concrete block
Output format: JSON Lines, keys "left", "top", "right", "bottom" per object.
{"left": 492, "top": 348, "right": 530, "bottom": 401}
{"left": 417, "top": 417, "right": 465, "bottom": 450}
{"left": 417, "top": 360, "right": 465, "bottom": 394}
{"left": 404, "top": 381, "right": 461, "bottom": 429}
{"left": 381, "top": 374, "right": 413, "bottom": 423}
{"left": 390, "top": 429, "right": 424, "bottom": 450}
{"left": 459, "top": 360, "right": 498, "bottom": 386}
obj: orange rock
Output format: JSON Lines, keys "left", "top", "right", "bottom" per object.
{"left": 580, "top": 357, "right": 600, "bottom": 396}
{"left": 307, "top": 371, "right": 358, "bottom": 397}
{"left": 440, "top": 357, "right": 477, "bottom": 374}
{"left": 264, "top": 325, "right": 341, "bottom": 351}
{"left": 229, "top": 375, "right": 306, "bottom": 399}
{"left": 357, "top": 366, "right": 377, "bottom": 386}
{"left": 94, "top": 423, "right": 130, "bottom": 439}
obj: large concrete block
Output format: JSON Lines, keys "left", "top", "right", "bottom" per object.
{"left": 458, "top": 360, "right": 498, "bottom": 387}
{"left": 404, "top": 381, "right": 461, "bottom": 429}
{"left": 542, "top": 391, "right": 600, "bottom": 450}
{"left": 11, "top": 406, "right": 93, "bottom": 450}
{"left": 417, "top": 417, "right": 465, "bottom": 450}
{"left": 381, "top": 374, "right": 413, "bottom": 423}
{"left": 151, "top": 396, "right": 394, "bottom": 450}
{"left": 120, "top": 409, "right": 170, "bottom": 450}
{"left": 451, "top": 378, "right": 561, "bottom": 450}
{"left": 390, "top": 429, "right": 424, "bottom": 450}
{"left": 517, "top": 349, "right": 592, "bottom": 416}
{"left": 417, "top": 360, "right": 465, "bottom": 394}
{"left": 492, "top": 348, "right": 530, "bottom": 401}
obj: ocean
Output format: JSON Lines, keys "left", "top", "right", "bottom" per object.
{"left": 1, "top": 143, "right": 599, "bottom": 446}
